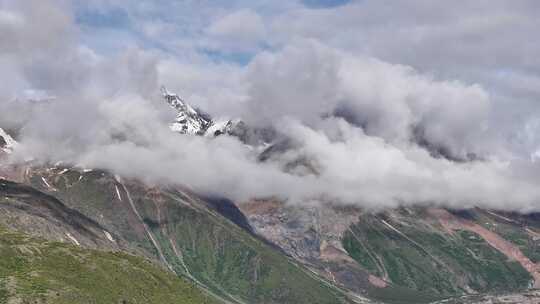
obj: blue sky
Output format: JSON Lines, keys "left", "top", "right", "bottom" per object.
{"left": 72, "top": 0, "right": 354, "bottom": 64}
{"left": 3, "top": 0, "right": 540, "bottom": 209}
{"left": 302, "top": 0, "right": 352, "bottom": 8}
{"left": 76, "top": 7, "right": 131, "bottom": 28}
{"left": 67, "top": 1, "right": 540, "bottom": 143}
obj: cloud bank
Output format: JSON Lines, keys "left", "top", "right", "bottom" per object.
{"left": 1, "top": 0, "right": 540, "bottom": 212}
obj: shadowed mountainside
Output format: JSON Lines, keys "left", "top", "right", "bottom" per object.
{"left": 0, "top": 166, "right": 354, "bottom": 304}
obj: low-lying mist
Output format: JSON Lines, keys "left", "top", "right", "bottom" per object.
{"left": 2, "top": 0, "right": 540, "bottom": 212}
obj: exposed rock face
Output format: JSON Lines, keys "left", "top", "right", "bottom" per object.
{"left": 0, "top": 127, "right": 17, "bottom": 154}
{"left": 0, "top": 165, "right": 352, "bottom": 304}
{"left": 239, "top": 200, "right": 321, "bottom": 261}
{"left": 430, "top": 208, "right": 540, "bottom": 288}
{"left": 2, "top": 89, "right": 540, "bottom": 303}
{"left": 162, "top": 87, "right": 212, "bottom": 135}
{"left": 3, "top": 162, "right": 540, "bottom": 303}
{"left": 237, "top": 200, "right": 540, "bottom": 302}
{"left": 237, "top": 200, "right": 373, "bottom": 293}
{"left": 0, "top": 178, "right": 121, "bottom": 250}
{"left": 162, "top": 87, "right": 275, "bottom": 146}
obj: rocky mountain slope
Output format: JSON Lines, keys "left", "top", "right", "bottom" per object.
{"left": 162, "top": 88, "right": 275, "bottom": 146}
{"left": 162, "top": 87, "right": 213, "bottom": 135}
{"left": 1, "top": 94, "right": 540, "bottom": 303}
{"left": 0, "top": 165, "right": 354, "bottom": 304}
{"left": 238, "top": 199, "right": 540, "bottom": 303}
{"left": 0, "top": 128, "right": 17, "bottom": 155}
{"left": 159, "top": 93, "right": 540, "bottom": 303}
{"left": 0, "top": 223, "right": 217, "bottom": 304}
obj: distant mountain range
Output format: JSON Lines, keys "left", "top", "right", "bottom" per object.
{"left": 0, "top": 91, "right": 539, "bottom": 303}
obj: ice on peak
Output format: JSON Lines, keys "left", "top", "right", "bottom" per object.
{"left": 205, "top": 118, "right": 240, "bottom": 137}
{"left": 161, "top": 86, "right": 211, "bottom": 135}
{"left": 0, "top": 128, "right": 18, "bottom": 154}
{"left": 161, "top": 86, "right": 274, "bottom": 146}
{"left": 160, "top": 86, "right": 173, "bottom": 97}
{"left": 161, "top": 86, "right": 197, "bottom": 115}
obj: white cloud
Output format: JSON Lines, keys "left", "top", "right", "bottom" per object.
{"left": 2, "top": 0, "right": 540, "bottom": 213}
{"left": 281, "top": 118, "right": 540, "bottom": 211}
{"left": 0, "top": 9, "right": 24, "bottom": 28}
{"left": 156, "top": 57, "right": 248, "bottom": 117}
{"left": 205, "top": 9, "right": 267, "bottom": 53}
{"left": 242, "top": 40, "right": 492, "bottom": 159}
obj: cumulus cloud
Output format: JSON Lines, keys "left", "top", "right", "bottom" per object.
{"left": 204, "top": 9, "right": 267, "bottom": 53}
{"left": 268, "top": 0, "right": 540, "bottom": 157}
{"left": 156, "top": 57, "right": 248, "bottom": 118}
{"left": 243, "top": 40, "right": 492, "bottom": 159}
{"left": 2, "top": 0, "right": 540, "bottom": 212}
{"left": 280, "top": 118, "right": 540, "bottom": 211}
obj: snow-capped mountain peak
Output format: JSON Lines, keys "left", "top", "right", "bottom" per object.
{"left": 161, "top": 86, "right": 211, "bottom": 135}
{"left": 205, "top": 118, "right": 241, "bottom": 137}
{"left": 0, "top": 128, "right": 18, "bottom": 154}
{"left": 161, "top": 87, "right": 275, "bottom": 147}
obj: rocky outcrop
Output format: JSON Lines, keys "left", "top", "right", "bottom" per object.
{"left": 0, "top": 165, "right": 352, "bottom": 304}
{"left": 237, "top": 199, "right": 374, "bottom": 293}
{"left": 0, "top": 178, "right": 121, "bottom": 250}
{"left": 0, "top": 127, "right": 17, "bottom": 154}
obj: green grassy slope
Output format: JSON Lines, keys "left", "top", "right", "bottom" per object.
{"left": 475, "top": 210, "right": 540, "bottom": 263}
{"left": 139, "top": 188, "right": 346, "bottom": 304}
{"left": 26, "top": 168, "right": 349, "bottom": 304}
{"left": 342, "top": 210, "right": 532, "bottom": 303}
{"left": 0, "top": 225, "right": 218, "bottom": 304}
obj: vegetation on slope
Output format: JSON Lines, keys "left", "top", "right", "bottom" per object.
{"left": 0, "top": 225, "right": 217, "bottom": 304}
{"left": 26, "top": 168, "right": 349, "bottom": 304}
{"left": 343, "top": 209, "right": 532, "bottom": 303}
{"left": 474, "top": 210, "right": 540, "bottom": 263}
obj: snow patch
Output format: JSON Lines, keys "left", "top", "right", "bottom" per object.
{"left": 41, "top": 177, "right": 56, "bottom": 191}
{"left": 205, "top": 118, "right": 232, "bottom": 136}
{"left": 114, "top": 185, "right": 122, "bottom": 201}
{"left": 0, "top": 128, "right": 18, "bottom": 154}
{"left": 65, "top": 233, "right": 80, "bottom": 246}
{"left": 162, "top": 86, "right": 211, "bottom": 135}
{"left": 103, "top": 231, "right": 115, "bottom": 243}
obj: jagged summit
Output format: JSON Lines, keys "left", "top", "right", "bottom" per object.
{"left": 205, "top": 117, "right": 241, "bottom": 137}
{"left": 161, "top": 86, "right": 274, "bottom": 146}
{"left": 0, "top": 128, "right": 17, "bottom": 154}
{"left": 161, "top": 86, "right": 212, "bottom": 135}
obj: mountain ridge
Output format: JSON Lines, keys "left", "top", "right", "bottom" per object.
{"left": 1, "top": 91, "right": 540, "bottom": 303}
{"left": 0, "top": 128, "right": 17, "bottom": 155}
{"left": 161, "top": 87, "right": 276, "bottom": 147}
